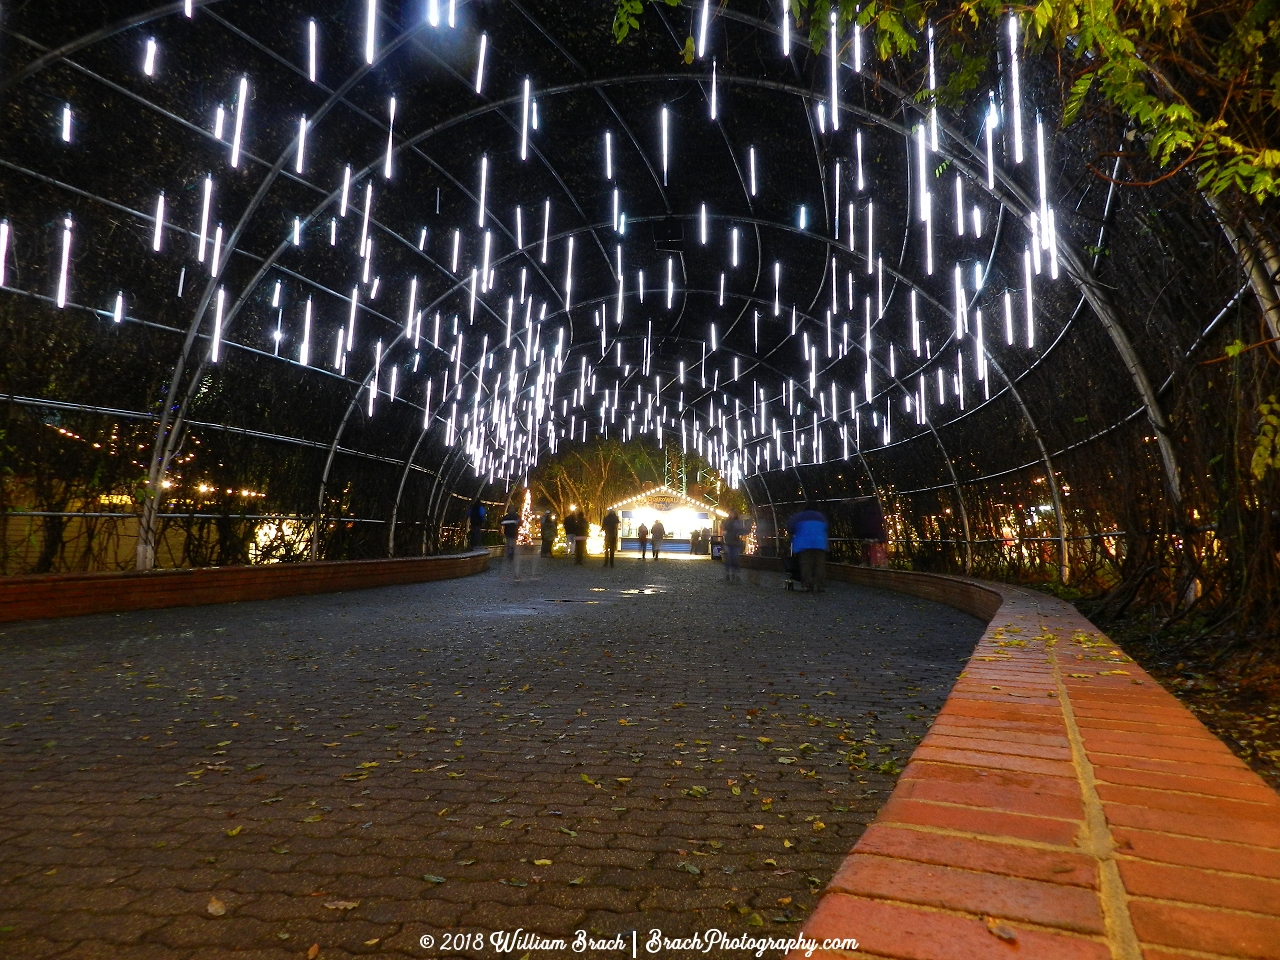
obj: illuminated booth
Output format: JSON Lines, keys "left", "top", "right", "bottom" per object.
{"left": 607, "top": 486, "right": 727, "bottom": 554}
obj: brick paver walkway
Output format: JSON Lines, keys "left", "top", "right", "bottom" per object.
{"left": 798, "top": 573, "right": 1280, "bottom": 960}
{"left": 0, "top": 558, "right": 984, "bottom": 959}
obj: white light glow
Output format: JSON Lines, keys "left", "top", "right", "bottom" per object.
{"left": 365, "top": 0, "right": 377, "bottom": 64}
{"left": 340, "top": 164, "right": 351, "bottom": 217}
{"left": 230, "top": 76, "right": 248, "bottom": 169}
{"left": 300, "top": 298, "right": 312, "bottom": 366}
{"left": 61, "top": 104, "right": 72, "bottom": 142}
{"left": 211, "top": 287, "right": 226, "bottom": 362}
{"left": 114, "top": 291, "right": 124, "bottom": 323}
{"left": 521, "top": 78, "right": 531, "bottom": 160}
{"left": 475, "top": 33, "right": 488, "bottom": 94}
{"left": 384, "top": 97, "right": 396, "bottom": 179}
{"left": 661, "top": 106, "right": 669, "bottom": 185}
{"left": 478, "top": 154, "right": 487, "bottom": 227}
{"left": 152, "top": 192, "right": 165, "bottom": 252}
{"left": 143, "top": 38, "right": 157, "bottom": 76}
{"left": 308, "top": 20, "right": 317, "bottom": 82}
{"left": 295, "top": 115, "right": 307, "bottom": 173}
{"left": 830, "top": 11, "right": 840, "bottom": 130}
{"left": 56, "top": 218, "right": 72, "bottom": 308}
{"left": 1009, "top": 15, "right": 1024, "bottom": 163}
{"left": 710, "top": 59, "right": 718, "bottom": 120}
{"left": 0, "top": 221, "right": 9, "bottom": 287}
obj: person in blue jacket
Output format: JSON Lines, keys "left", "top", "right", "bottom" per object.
{"left": 788, "top": 502, "right": 828, "bottom": 593}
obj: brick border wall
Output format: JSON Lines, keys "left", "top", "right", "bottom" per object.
{"left": 741, "top": 558, "right": 1280, "bottom": 960}
{"left": 0, "top": 551, "right": 490, "bottom": 625}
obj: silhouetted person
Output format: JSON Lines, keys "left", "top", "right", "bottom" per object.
{"left": 570, "top": 509, "right": 587, "bottom": 565}
{"left": 651, "top": 520, "right": 666, "bottom": 560}
{"left": 723, "top": 510, "right": 745, "bottom": 583}
{"left": 637, "top": 522, "right": 649, "bottom": 559}
{"left": 468, "top": 498, "right": 486, "bottom": 550}
{"left": 602, "top": 509, "right": 619, "bottom": 567}
{"left": 788, "top": 502, "right": 828, "bottom": 593}
{"left": 540, "top": 511, "right": 556, "bottom": 557}
{"left": 500, "top": 506, "right": 521, "bottom": 579}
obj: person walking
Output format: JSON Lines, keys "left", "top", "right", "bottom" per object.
{"left": 571, "top": 509, "right": 587, "bottom": 565}
{"left": 788, "top": 501, "right": 829, "bottom": 592}
{"left": 722, "top": 510, "right": 745, "bottom": 583}
{"left": 468, "top": 498, "right": 486, "bottom": 550}
{"left": 500, "top": 505, "right": 522, "bottom": 579}
{"left": 637, "top": 522, "right": 649, "bottom": 560}
{"left": 651, "top": 519, "right": 666, "bottom": 560}
{"left": 601, "top": 509, "right": 619, "bottom": 568}
{"left": 540, "top": 511, "right": 556, "bottom": 557}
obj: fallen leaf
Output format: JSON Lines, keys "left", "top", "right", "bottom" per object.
{"left": 984, "top": 916, "right": 1017, "bottom": 942}
{"left": 301, "top": 814, "right": 322, "bottom": 823}
{"left": 307, "top": 945, "right": 320, "bottom": 960}
{"left": 207, "top": 896, "right": 226, "bottom": 917}
{"left": 422, "top": 874, "right": 446, "bottom": 884}
{"left": 533, "top": 858, "right": 552, "bottom": 866}
{"left": 364, "top": 939, "right": 380, "bottom": 946}
{"left": 224, "top": 825, "right": 243, "bottom": 837}
{"left": 323, "top": 901, "right": 359, "bottom": 911}
{"left": 568, "top": 876, "right": 585, "bottom": 885}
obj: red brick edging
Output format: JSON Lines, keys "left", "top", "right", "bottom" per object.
{"left": 0, "top": 550, "right": 490, "bottom": 624}
{"left": 739, "top": 560, "right": 1280, "bottom": 960}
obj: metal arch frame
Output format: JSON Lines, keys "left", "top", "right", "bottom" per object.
{"left": 4, "top": 4, "right": 1176, "bottom": 563}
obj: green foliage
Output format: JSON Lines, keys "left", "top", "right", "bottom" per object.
{"left": 1252, "top": 396, "right": 1280, "bottom": 481}
{"left": 612, "top": 0, "right": 678, "bottom": 44}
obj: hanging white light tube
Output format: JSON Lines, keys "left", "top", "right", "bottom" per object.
{"left": 749, "top": 146, "right": 757, "bottom": 196}
{"left": 710, "top": 60, "right": 718, "bottom": 120}
{"left": 477, "top": 154, "right": 488, "bottom": 227}
{"left": 0, "top": 221, "right": 10, "bottom": 288}
{"left": 782, "top": 6, "right": 790, "bottom": 55}
{"left": 61, "top": 104, "right": 72, "bottom": 142}
{"left": 661, "top": 106, "right": 669, "bottom": 185}
{"left": 830, "top": 12, "right": 841, "bottom": 130}
{"left": 541, "top": 199, "right": 550, "bottom": 263}
{"left": 365, "top": 0, "right": 378, "bottom": 63}
{"left": 144, "top": 38, "right": 157, "bottom": 76}
{"left": 340, "top": 165, "right": 351, "bottom": 217}
{"left": 114, "top": 292, "right": 124, "bottom": 323}
{"left": 152, "top": 192, "right": 165, "bottom": 252}
{"left": 211, "top": 287, "right": 226, "bottom": 362}
{"left": 475, "top": 33, "right": 487, "bottom": 94}
{"left": 300, "top": 298, "right": 312, "bottom": 366}
{"left": 1009, "top": 15, "right": 1024, "bottom": 163}
{"left": 698, "top": 0, "right": 710, "bottom": 57}
{"left": 55, "top": 218, "right": 73, "bottom": 308}
{"left": 564, "top": 235, "right": 575, "bottom": 309}
{"left": 521, "top": 78, "right": 531, "bottom": 160}
{"left": 927, "top": 24, "right": 938, "bottom": 150}
{"left": 230, "top": 76, "right": 247, "bottom": 168}
{"left": 308, "top": 20, "right": 317, "bottom": 82}
{"left": 384, "top": 97, "right": 396, "bottom": 179}
{"left": 985, "top": 93, "right": 998, "bottom": 188}
{"left": 296, "top": 115, "right": 308, "bottom": 174}
{"left": 1024, "top": 248, "right": 1035, "bottom": 347}
{"left": 210, "top": 224, "right": 223, "bottom": 277}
